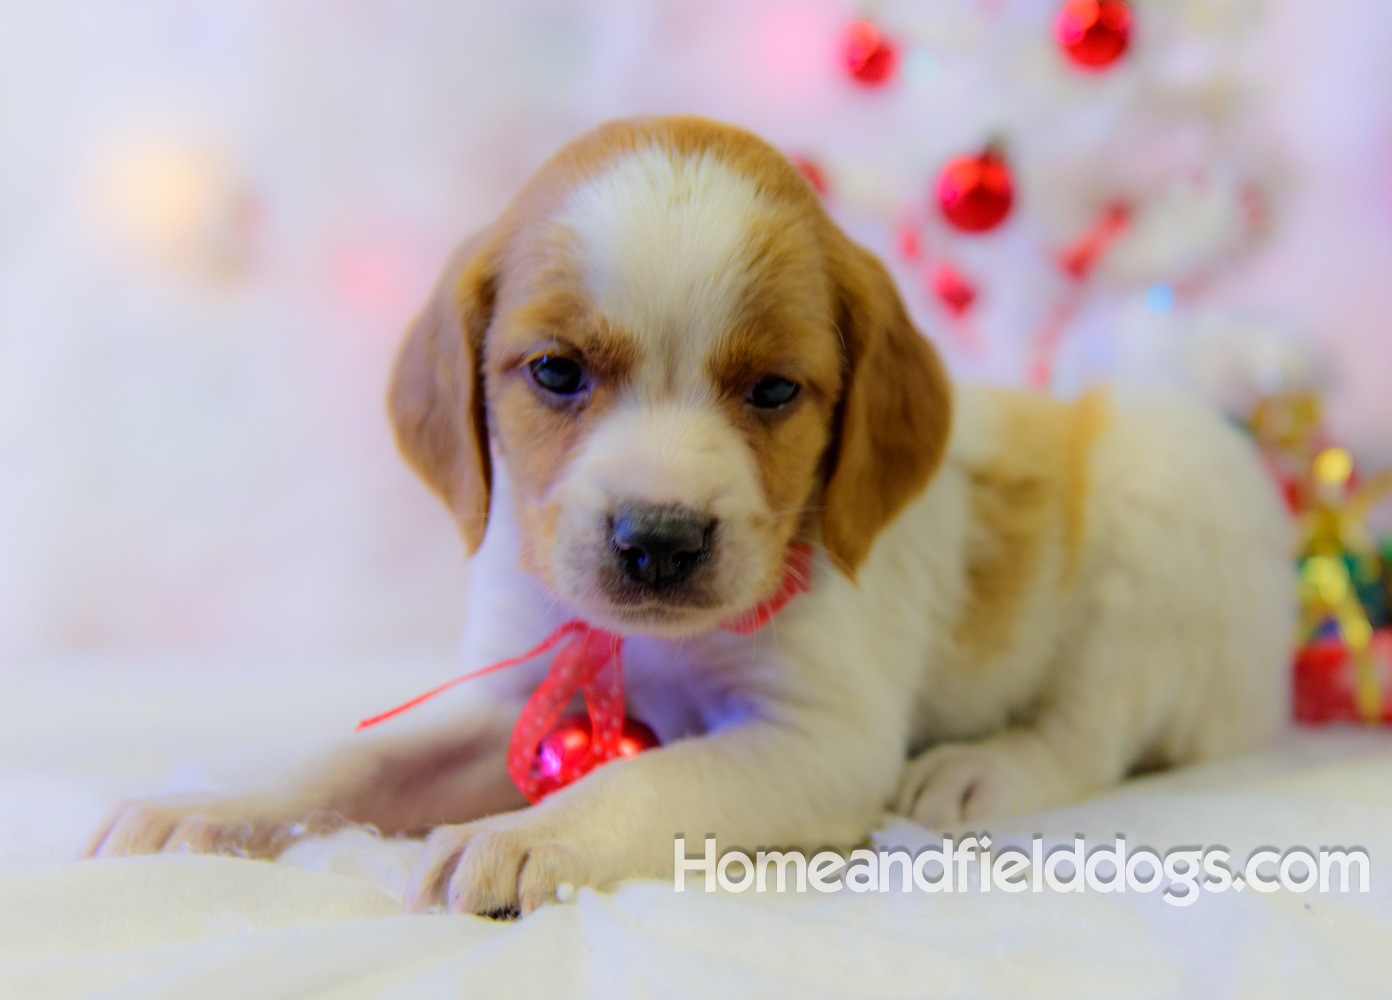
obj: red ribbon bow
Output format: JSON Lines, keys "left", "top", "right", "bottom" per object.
{"left": 357, "top": 543, "right": 814, "bottom": 802}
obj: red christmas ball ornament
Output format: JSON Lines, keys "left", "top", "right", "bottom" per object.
{"left": 1054, "top": 0, "right": 1131, "bottom": 70}
{"left": 839, "top": 21, "right": 898, "bottom": 86}
{"left": 936, "top": 146, "right": 1014, "bottom": 234}
{"left": 1294, "top": 630, "right": 1392, "bottom": 725}
{"left": 529, "top": 713, "right": 661, "bottom": 800}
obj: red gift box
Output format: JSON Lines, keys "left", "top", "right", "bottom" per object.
{"left": 1294, "top": 627, "right": 1392, "bottom": 724}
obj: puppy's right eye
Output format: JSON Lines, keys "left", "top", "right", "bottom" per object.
{"left": 529, "top": 355, "right": 586, "bottom": 396}
{"left": 747, "top": 376, "right": 799, "bottom": 410}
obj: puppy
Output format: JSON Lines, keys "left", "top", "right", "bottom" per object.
{"left": 88, "top": 116, "right": 1294, "bottom": 915}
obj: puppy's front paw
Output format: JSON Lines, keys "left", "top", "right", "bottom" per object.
{"left": 894, "top": 740, "right": 1064, "bottom": 829}
{"left": 404, "top": 809, "right": 592, "bottom": 917}
{"left": 85, "top": 795, "right": 327, "bottom": 859}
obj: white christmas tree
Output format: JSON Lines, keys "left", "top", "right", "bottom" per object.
{"left": 803, "top": 0, "right": 1312, "bottom": 411}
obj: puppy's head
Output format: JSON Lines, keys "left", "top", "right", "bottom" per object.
{"left": 389, "top": 117, "right": 950, "bottom": 636}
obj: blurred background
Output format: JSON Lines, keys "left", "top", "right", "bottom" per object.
{"left": 1, "top": 0, "right": 1390, "bottom": 668}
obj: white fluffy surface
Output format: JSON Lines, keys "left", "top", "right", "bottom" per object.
{"left": 5, "top": 659, "right": 1392, "bottom": 997}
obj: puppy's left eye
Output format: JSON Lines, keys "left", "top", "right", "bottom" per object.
{"left": 529, "top": 355, "right": 586, "bottom": 396}
{"left": 747, "top": 376, "right": 799, "bottom": 410}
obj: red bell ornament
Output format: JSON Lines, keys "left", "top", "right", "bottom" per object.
{"left": 529, "top": 714, "right": 661, "bottom": 800}
{"left": 839, "top": 21, "right": 898, "bottom": 86}
{"left": 358, "top": 546, "right": 813, "bottom": 803}
{"left": 1055, "top": 0, "right": 1132, "bottom": 70}
{"left": 936, "top": 146, "right": 1014, "bottom": 234}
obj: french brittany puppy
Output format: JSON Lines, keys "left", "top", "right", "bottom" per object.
{"left": 88, "top": 116, "right": 1293, "bottom": 916}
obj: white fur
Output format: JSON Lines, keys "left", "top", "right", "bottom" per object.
{"left": 383, "top": 383, "right": 1291, "bottom": 913}
{"left": 559, "top": 146, "right": 771, "bottom": 401}
{"left": 545, "top": 399, "right": 777, "bottom": 635}
{"left": 88, "top": 144, "right": 1295, "bottom": 920}
{"left": 544, "top": 146, "right": 796, "bottom": 631}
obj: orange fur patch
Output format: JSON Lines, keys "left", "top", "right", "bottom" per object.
{"left": 818, "top": 242, "right": 953, "bottom": 574}
{"left": 1062, "top": 388, "right": 1110, "bottom": 574}
{"left": 706, "top": 275, "right": 842, "bottom": 550}
{"left": 954, "top": 388, "right": 1110, "bottom": 658}
{"left": 387, "top": 230, "right": 498, "bottom": 554}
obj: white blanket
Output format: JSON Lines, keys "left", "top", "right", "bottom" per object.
{"left": 4, "top": 658, "right": 1392, "bottom": 999}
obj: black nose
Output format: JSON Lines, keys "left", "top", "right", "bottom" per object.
{"left": 610, "top": 505, "right": 714, "bottom": 590}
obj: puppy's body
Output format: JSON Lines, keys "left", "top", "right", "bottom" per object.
{"left": 466, "top": 382, "right": 1290, "bottom": 831}
{"left": 88, "top": 117, "right": 1293, "bottom": 914}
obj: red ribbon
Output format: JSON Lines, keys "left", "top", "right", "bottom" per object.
{"left": 357, "top": 543, "right": 814, "bottom": 802}
{"left": 1028, "top": 201, "right": 1133, "bottom": 387}
{"left": 1057, "top": 201, "right": 1130, "bottom": 281}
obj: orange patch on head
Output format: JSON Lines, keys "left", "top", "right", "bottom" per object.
{"left": 484, "top": 268, "right": 644, "bottom": 513}
{"left": 706, "top": 300, "right": 843, "bottom": 550}
{"left": 485, "top": 372, "right": 640, "bottom": 538}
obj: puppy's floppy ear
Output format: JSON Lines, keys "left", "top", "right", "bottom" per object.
{"left": 388, "top": 228, "right": 499, "bottom": 554}
{"left": 821, "top": 238, "right": 952, "bottom": 575}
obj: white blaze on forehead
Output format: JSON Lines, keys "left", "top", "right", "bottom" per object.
{"left": 557, "top": 145, "right": 772, "bottom": 393}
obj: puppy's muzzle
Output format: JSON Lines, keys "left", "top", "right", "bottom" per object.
{"left": 609, "top": 504, "right": 714, "bottom": 591}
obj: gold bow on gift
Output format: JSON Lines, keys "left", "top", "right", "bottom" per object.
{"left": 1298, "top": 446, "right": 1392, "bottom": 722}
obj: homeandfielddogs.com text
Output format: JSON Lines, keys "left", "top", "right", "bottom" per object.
{"left": 673, "top": 836, "right": 1371, "bottom": 906}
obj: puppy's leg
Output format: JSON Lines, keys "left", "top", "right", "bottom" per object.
{"left": 86, "top": 709, "right": 528, "bottom": 859}
{"left": 894, "top": 724, "right": 1108, "bottom": 829}
{"left": 895, "top": 613, "right": 1187, "bottom": 828}
{"left": 404, "top": 707, "right": 906, "bottom": 915}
